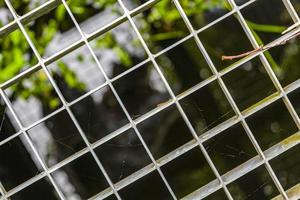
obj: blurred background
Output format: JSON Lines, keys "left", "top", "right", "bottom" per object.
{"left": 1, "top": 0, "right": 300, "bottom": 199}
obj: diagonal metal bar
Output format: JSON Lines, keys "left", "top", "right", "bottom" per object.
{"left": 59, "top": 0, "right": 179, "bottom": 199}
{"left": 117, "top": 0, "right": 241, "bottom": 199}
{"left": 225, "top": 0, "right": 300, "bottom": 199}
{"left": 1, "top": 0, "right": 300, "bottom": 199}
{"left": 2, "top": 0, "right": 122, "bottom": 199}
{"left": 0, "top": 88, "right": 66, "bottom": 200}
{"left": 176, "top": 0, "right": 297, "bottom": 199}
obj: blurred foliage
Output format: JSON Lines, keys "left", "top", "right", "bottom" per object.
{"left": 2, "top": 0, "right": 227, "bottom": 109}
{"left": 0, "top": 0, "right": 299, "bottom": 111}
{"left": 95, "top": 32, "right": 133, "bottom": 68}
{"left": 0, "top": 30, "right": 34, "bottom": 83}
{"left": 148, "top": 0, "right": 229, "bottom": 24}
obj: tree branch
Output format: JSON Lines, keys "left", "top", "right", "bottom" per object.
{"left": 222, "top": 29, "right": 300, "bottom": 61}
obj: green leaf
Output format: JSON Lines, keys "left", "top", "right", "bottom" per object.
{"left": 247, "top": 20, "right": 287, "bottom": 33}
{"left": 10, "top": 30, "right": 22, "bottom": 45}
{"left": 58, "top": 61, "right": 86, "bottom": 90}
{"left": 113, "top": 46, "right": 132, "bottom": 67}
{"left": 49, "top": 98, "right": 60, "bottom": 109}
{"left": 55, "top": 5, "right": 67, "bottom": 22}
{"left": 151, "top": 31, "right": 186, "bottom": 41}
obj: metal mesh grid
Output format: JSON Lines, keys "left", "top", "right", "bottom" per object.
{"left": 0, "top": 0, "right": 300, "bottom": 199}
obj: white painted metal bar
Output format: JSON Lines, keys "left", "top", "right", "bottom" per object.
{"left": 282, "top": 0, "right": 300, "bottom": 23}
{"left": 0, "top": 88, "right": 66, "bottom": 199}
{"left": 227, "top": 0, "right": 300, "bottom": 199}
{"left": 59, "top": 0, "right": 178, "bottom": 199}
{"left": 1, "top": 0, "right": 300, "bottom": 199}
{"left": 176, "top": 0, "right": 298, "bottom": 199}
{"left": 2, "top": 0, "right": 122, "bottom": 199}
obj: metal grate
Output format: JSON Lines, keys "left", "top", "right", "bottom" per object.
{"left": 1, "top": 0, "right": 300, "bottom": 199}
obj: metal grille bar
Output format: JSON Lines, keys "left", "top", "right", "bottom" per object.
{"left": 1, "top": 0, "right": 300, "bottom": 199}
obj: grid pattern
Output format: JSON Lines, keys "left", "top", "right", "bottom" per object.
{"left": 0, "top": 0, "right": 300, "bottom": 199}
